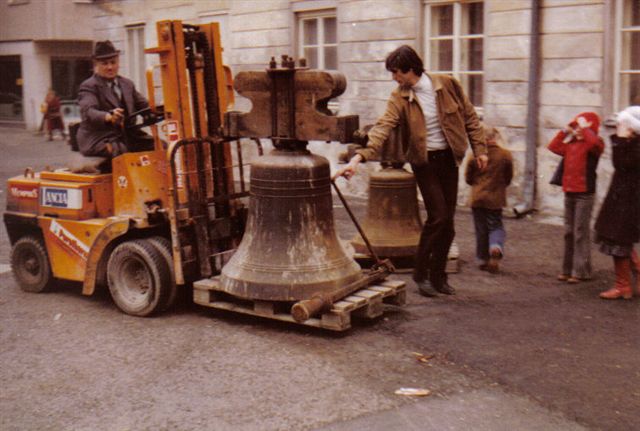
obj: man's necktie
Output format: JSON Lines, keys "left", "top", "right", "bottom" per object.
{"left": 111, "top": 81, "right": 123, "bottom": 105}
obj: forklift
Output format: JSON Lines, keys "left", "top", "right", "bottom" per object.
{"left": 5, "top": 20, "right": 251, "bottom": 317}
{"left": 5, "top": 20, "right": 405, "bottom": 329}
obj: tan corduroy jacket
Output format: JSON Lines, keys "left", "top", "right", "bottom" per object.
{"left": 356, "top": 73, "right": 486, "bottom": 166}
{"left": 465, "top": 142, "right": 514, "bottom": 209}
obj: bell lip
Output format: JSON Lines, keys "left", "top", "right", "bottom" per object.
{"left": 217, "top": 271, "right": 364, "bottom": 302}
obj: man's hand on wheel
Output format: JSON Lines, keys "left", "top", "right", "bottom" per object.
{"left": 105, "top": 108, "right": 124, "bottom": 126}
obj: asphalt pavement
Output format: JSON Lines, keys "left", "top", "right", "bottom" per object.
{"left": 1, "top": 127, "right": 638, "bottom": 431}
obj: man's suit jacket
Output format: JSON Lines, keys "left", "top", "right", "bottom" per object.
{"left": 77, "top": 74, "right": 149, "bottom": 156}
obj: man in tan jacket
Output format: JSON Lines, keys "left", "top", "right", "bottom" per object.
{"left": 337, "top": 45, "right": 487, "bottom": 297}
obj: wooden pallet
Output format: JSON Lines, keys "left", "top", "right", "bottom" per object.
{"left": 353, "top": 254, "right": 459, "bottom": 274}
{"left": 446, "top": 257, "right": 459, "bottom": 273}
{"left": 193, "top": 276, "right": 406, "bottom": 331}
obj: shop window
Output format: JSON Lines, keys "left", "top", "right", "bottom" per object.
{"left": 0, "top": 55, "right": 23, "bottom": 121}
{"left": 51, "top": 58, "right": 92, "bottom": 101}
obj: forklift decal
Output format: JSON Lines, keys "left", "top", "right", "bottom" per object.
{"left": 162, "top": 120, "right": 180, "bottom": 143}
{"left": 162, "top": 120, "right": 184, "bottom": 189}
{"left": 117, "top": 176, "right": 128, "bottom": 189}
{"left": 41, "top": 187, "right": 82, "bottom": 209}
{"left": 49, "top": 220, "right": 89, "bottom": 261}
{"left": 140, "top": 155, "right": 151, "bottom": 166}
{"left": 10, "top": 185, "right": 38, "bottom": 199}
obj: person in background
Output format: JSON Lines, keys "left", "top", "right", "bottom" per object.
{"left": 43, "top": 89, "right": 65, "bottom": 141}
{"left": 465, "top": 124, "right": 513, "bottom": 273}
{"left": 336, "top": 45, "right": 487, "bottom": 297}
{"left": 594, "top": 106, "right": 640, "bottom": 300}
{"left": 548, "top": 112, "right": 604, "bottom": 284}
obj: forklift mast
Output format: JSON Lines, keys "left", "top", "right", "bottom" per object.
{"left": 146, "top": 20, "right": 248, "bottom": 285}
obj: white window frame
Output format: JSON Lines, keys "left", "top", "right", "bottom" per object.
{"left": 125, "top": 23, "right": 146, "bottom": 96}
{"left": 613, "top": 0, "right": 640, "bottom": 110}
{"left": 297, "top": 10, "right": 337, "bottom": 70}
{"left": 423, "top": 0, "right": 484, "bottom": 107}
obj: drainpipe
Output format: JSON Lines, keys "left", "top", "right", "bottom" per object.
{"left": 513, "top": 0, "right": 541, "bottom": 217}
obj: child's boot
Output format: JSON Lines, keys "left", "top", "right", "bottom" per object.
{"left": 487, "top": 247, "right": 502, "bottom": 274}
{"left": 599, "top": 257, "right": 633, "bottom": 300}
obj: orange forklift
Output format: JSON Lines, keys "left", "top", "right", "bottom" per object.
{"left": 4, "top": 20, "right": 251, "bottom": 316}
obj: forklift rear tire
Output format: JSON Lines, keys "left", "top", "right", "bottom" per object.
{"left": 107, "top": 239, "right": 172, "bottom": 317}
{"left": 11, "top": 236, "right": 54, "bottom": 293}
{"left": 146, "top": 236, "right": 177, "bottom": 311}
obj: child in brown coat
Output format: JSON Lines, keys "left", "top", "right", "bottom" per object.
{"left": 465, "top": 125, "right": 514, "bottom": 273}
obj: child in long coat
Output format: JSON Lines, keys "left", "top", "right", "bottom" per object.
{"left": 595, "top": 106, "right": 640, "bottom": 299}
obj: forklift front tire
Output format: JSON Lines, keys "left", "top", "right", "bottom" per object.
{"left": 11, "top": 236, "right": 54, "bottom": 293}
{"left": 146, "top": 236, "right": 177, "bottom": 311}
{"left": 107, "top": 239, "right": 171, "bottom": 317}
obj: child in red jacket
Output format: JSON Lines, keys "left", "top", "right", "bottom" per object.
{"left": 548, "top": 112, "right": 604, "bottom": 283}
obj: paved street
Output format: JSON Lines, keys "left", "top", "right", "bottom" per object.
{"left": 1, "top": 127, "right": 638, "bottom": 431}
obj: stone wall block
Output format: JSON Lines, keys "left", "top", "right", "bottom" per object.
{"left": 340, "top": 0, "right": 415, "bottom": 21}
{"left": 346, "top": 80, "right": 395, "bottom": 100}
{"left": 339, "top": 40, "right": 415, "bottom": 62}
{"left": 231, "top": 47, "right": 288, "bottom": 66}
{"left": 541, "top": 58, "right": 602, "bottom": 82}
{"left": 488, "top": 1, "right": 533, "bottom": 12}
{"left": 483, "top": 104, "right": 528, "bottom": 128}
{"left": 542, "top": 4, "right": 604, "bottom": 33}
{"left": 486, "top": 59, "right": 529, "bottom": 82}
{"left": 232, "top": 0, "right": 288, "bottom": 14}
{"left": 539, "top": 106, "right": 604, "bottom": 130}
{"left": 501, "top": 128, "right": 528, "bottom": 153}
{"left": 485, "top": 82, "right": 529, "bottom": 104}
{"left": 541, "top": 33, "right": 603, "bottom": 58}
{"left": 540, "top": 82, "right": 602, "bottom": 107}
{"left": 230, "top": 10, "right": 290, "bottom": 31}
{"left": 340, "top": 62, "right": 391, "bottom": 81}
{"left": 195, "top": 0, "right": 231, "bottom": 14}
{"left": 232, "top": 28, "right": 290, "bottom": 49}
{"left": 339, "top": 17, "right": 416, "bottom": 42}
{"left": 488, "top": 10, "right": 532, "bottom": 36}
{"left": 487, "top": 35, "right": 530, "bottom": 59}
{"left": 342, "top": 99, "right": 389, "bottom": 125}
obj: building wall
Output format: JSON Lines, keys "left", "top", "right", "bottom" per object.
{"left": 62, "top": 0, "right": 621, "bottom": 216}
{"left": 0, "top": 0, "right": 95, "bottom": 41}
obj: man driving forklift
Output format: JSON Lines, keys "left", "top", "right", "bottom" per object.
{"left": 76, "top": 40, "right": 153, "bottom": 159}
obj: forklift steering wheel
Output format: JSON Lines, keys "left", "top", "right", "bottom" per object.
{"left": 125, "top": 107, "right": 164, "bottom": 131}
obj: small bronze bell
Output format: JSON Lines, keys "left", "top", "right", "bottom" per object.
{"left": 351, "top": 164, "right": 422, "bottom": 258}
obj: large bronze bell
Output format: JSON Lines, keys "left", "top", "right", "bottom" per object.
{"left": 351, "top": 164, "right": 422, "bottom": 258}
{"left": 219, "top": 149, "right": 361, "bottom": 301}
{"left": 219, "top": 56, "right": 363, "bottom": 302}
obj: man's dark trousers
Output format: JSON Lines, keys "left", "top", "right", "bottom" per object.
{"left": 411, "top": 148, "right": 458, "bottom": 286}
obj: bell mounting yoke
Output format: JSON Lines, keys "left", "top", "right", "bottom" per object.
{"left": 224, "top": 55, "right": 359, "bottom": 149}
